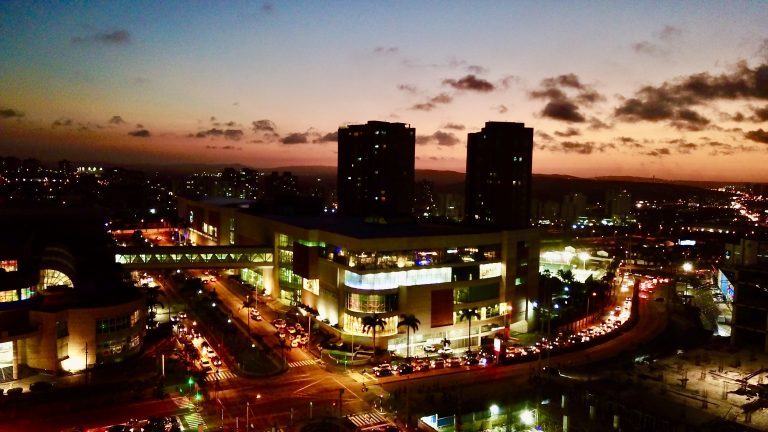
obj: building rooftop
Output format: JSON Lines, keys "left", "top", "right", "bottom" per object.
{"left": 256, "top": 213, "right": 501, "bottom": 239}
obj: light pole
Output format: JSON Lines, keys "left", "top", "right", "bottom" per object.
{"left": 578, "top": 252, "right": 590, "bottom": 270}
{"left": 586, "top": 291, "right": 596, "bottom": 319}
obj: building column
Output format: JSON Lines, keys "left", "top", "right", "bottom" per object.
{"left": 12, "top": 340, "right": 19, "bottom": 380}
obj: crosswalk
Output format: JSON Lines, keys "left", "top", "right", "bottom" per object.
{"left": 204, "top": 369, "right": 237, "bottom": 382}
{"left": 288, "top": 358, "right": 321, "bottom": 368}
{"left": 172, "top": 397, "right": 206, "bottom": 431}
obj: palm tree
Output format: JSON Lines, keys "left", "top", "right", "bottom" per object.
{"left": 361, "top": 314, "right": 386, "bottom": 353}
{"left": 397, "top": 314, "right": 421, "bottom": 359}
{"left": 240, "top": 295, "right": 256, "bottom": 336}
{"left": 459, "top": 308, "right": 481, "bottom": 353}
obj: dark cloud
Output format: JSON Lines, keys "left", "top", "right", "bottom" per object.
{"left": 560, "top": 141, "right": 595, "bottom": 154}
{"left": 657, "top": 25, "right": 682, "bottom": 42}
{"left": 410, "top": 93, "right": 453, "bottom": 111}
{"left": 530, "top": 73, "right": 603, "bottom": 123}
{"left": 745, "top": 129, "right": 768, "bottom": 144}
{"left": 128, "top": 129, "right": 150, "bottom": 138}
{"left": 542, "top": 100, "right": 586, "bottom": 122}
{"left": 224, "top": 129, "right": 244, "bottom": 140}
{"left": 52, "top": 118, "right": 73, "bottom": 127}
{"left": 632, "top": 41, "right": 665, "bottom": 57}
{"left": 676, "top": 142, "right": 698, "bottom": 153}
{"left": 588, "top": 117, "right": 612, "bottom": 130}
{"left": 252, "top": 119, "right": 277, "bottom": 132}
{"left": 261, "top": 3, "right": 274, "bottom": 13}
{"left": 373, "top": 46, "right": 398, "bottom": 55}
{"left": 72, "top": 30, "right": 130, "bottom": 45}
{"left": 0, "top": 108, "right": 24, "bottom": 119}
{"left": 281, "top": 133, "right": 309, "bottom": 144}
{"left": 752, "top": 105, "right": 768, "bottom": 121}
{"left": 536, "top": 131, "right": 554, "bottom": 142}
{"left": 495, "top": 105, "right": 508, "bottom": 114}
{"left": 108, "top": 115, "right": 125, "bottom": 125}
{"left": 499, "top": 75, "right": 519, "bottom": 89}
{"left": 467, "top": 65, "right": 488, "bottom": 75}
{"left": 645, "top": 148, "right": 672, "bottom": 157}
{"left": 442, "top": 74, "right": 495, "bottom": 92}
{"left": 615, "top": 61, "right": 768, "bottom": 127}
{"left": 554, "top": 128, "right": 580, "bottom": 137}
{"left": 193, "top": 128, "right": 244, "bottom": 141}
{"left": 442, "top": 123, "right": 465, "bottom": 130}
{"left": 319, "top": 131, "right": 338, "bottom": 143}
{"left": 670, "top": 108, "right": 710, "bottom": 130}
{"left": 615, "top": 136, "right": 644, "bottom": 149}
{"left": 416, "top": 131, "right": 460, "bottom": 147}
{"left": 397, "top": 84, "right": 417, "bottom": 94}
{"left": 136, "top": 124, "right": 143, "bottom": 128}
{"left": 221, "top": 145, "right": 240, "bottom": 150}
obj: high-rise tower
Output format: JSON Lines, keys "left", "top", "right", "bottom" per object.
{"left": 465, "top": 121, "right": 533, "bottom": 228}
{"left": 337, "top": 121, "right": 415, "bottom": 217}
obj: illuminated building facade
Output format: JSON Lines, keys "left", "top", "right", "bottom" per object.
{"left": 0, "top": 209, "right": 145, "bottom": 378}
{"left": 721, "top": 238, "right": 768, "bottom": 350}
{"left": 177, "top": 197, "right": 540, "bottom": 353}
{"left": 465, "top": 121, "right": 533, "bottom": 228}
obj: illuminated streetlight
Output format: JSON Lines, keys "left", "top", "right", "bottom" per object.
{"left": 520, "top": 409, "right": 535, "bottom": 426}
{"left": 682, "top": 262, "right": 693, "bottom": 272}
{"left": 489, "top": 404, "right": 500, "bottom": 416}
{"left": 578, "top": 252, "right": 590, "bottom": 270}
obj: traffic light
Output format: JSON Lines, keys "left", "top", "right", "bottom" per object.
{"left": 195, "top": 391, "right": 202, "bottom": 401}
{"left": 188, "top": 377, "right": 194, "bottom": 386}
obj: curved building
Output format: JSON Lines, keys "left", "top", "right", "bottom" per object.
{"left": 0, "top": 209, "right": 145, "bottom": 379}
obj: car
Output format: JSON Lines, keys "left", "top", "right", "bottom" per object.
{"left": 286, "top": 326, "right": 296, "bottom": 334}
{"left": 29, "top": 381, "right": 54, "bottom": 392}
{"left": 272, "top": 319, "right": 286, "bottom": 329}
{"left": 253, "top": 314, "right": 263, "bottom": 321}
{"left": 250, "top": 310, "right": 261, "bottom": 319}
{"left": 422, "top": 345, "right": 438, "bottom": 353}
{"left": 437, "top": 346, "right": 453, "bottom": 355}
{"left": 448, "top": 357, "right": 464, "bottom": 367}
{"left": 542, "top": 366, "right": 560, "bottom": 376}
{"left": 211, "top": 357, "right": 222, "bottom": 367}
{"left": 430, "top": 358, "right": 445, "bottom": 369}
{"left": 291, "top": 338, "right": 300, "bottom": 348}
{"left": 295, "top": 323, "right": 304, "bottom": 332}
{"left": 396, "top": 363, "right": 414, "bottom": 375}
{"left": 178, "top": 311, "right": 188, "bottom": 319}
{"left": 462, "top": 356, "right": 480, "bottom": 366}
{"left": 207, "top": 347, "right": 216, "bottom": 357}
{"left": 373, "top": 363, "right": 393, "bottom": 377}
{"left": 412, "top": 359, "right": 430, "bottom": 372}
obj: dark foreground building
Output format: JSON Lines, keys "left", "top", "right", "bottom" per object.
{"left": 337, "top": 121, "right": 416, "bottom": 218}
{"left": 465, "top": 121, "right": 533, "bottom": 228}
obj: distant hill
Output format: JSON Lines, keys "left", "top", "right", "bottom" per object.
{"left": 75, "top": 162, "right": 733, "bottom": 204}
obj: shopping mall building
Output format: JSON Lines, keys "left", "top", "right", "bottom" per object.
{"left": 177, "top": 197, "right": 539, "bottom": 353}
{"left": 0, "top": 209, "right": 145, "bottom": 379}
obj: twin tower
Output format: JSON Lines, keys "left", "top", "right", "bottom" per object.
{"left": 337, "top": 121, "right": 533, "bottom": 229}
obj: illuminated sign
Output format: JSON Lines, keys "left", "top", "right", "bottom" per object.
{"left": 678, "top": 240, "right": 696, "bottom": 246}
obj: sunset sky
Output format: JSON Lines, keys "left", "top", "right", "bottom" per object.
{"left": 1, "top": 1, "right": 767, "bottom": 181}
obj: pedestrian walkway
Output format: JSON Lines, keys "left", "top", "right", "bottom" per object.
{"left": 172, "top": 397, "right": 207, "bottom": 431}
{"left": 288, "top": 359, "right": 321, "bottom": 368}
{"left": 203, "top": 369, "right": 237, "bottom": 382}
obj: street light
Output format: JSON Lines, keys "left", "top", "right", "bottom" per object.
{"left": 578, "top": 252, "right": 590, "bottom": 270}
{"left": 586, "top": 291, "right": 597, "bottom": 316}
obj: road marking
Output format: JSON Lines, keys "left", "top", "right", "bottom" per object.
{"left": 288, "top": 359, "right": 321, "bottom": 368}
{"left": 204, "top": 369, "right": 237, "bottom": 382}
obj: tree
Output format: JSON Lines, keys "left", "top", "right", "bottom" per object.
{"left": 361, "top": 314, "right": 386, "bottom": 353}
{"left": 397, "top": 314, "right": 421, "bottom": 358}
{"left": 458, "top": 308, "right": 481, "bottom": 353}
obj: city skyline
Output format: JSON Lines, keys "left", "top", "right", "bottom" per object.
{"left": 1, "top": 1, "right": 768, "bottom": 181}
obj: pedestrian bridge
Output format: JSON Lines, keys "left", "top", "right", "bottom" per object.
{"left": 115, "top": 245, "right": 274, "bottom": 270}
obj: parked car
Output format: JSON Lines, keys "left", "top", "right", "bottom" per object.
{"left": 396, "top": 363, "right": 414, "bottom": 375}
